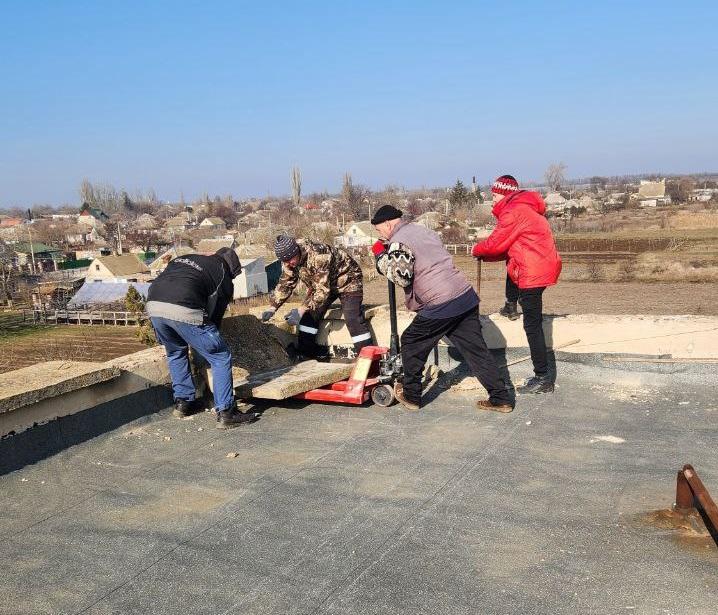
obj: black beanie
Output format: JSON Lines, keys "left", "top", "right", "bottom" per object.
{"left": 274, "top": 235, "right": 300, "bottom": 261}
{"left": 215, "top": 247, "right": 242, "bottom": 278}
{"left": 370, "top": 205, "right": 403, "bottom": 225}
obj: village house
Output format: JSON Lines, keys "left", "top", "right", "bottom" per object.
{"left": 148, "top": 246, "right": 195, "bottom": 275}
{"left": 164, "top": 215, "right": 194, "bottom": 232}
{"left": 85, "top": 253, "right": 151, "bottom": 283}
{"left": 341, "top": 221, "right": 375, "bottom": 248}
{"left": 196, "top": 237, "right": 236, "bottom": 255}
{"left": 199, "top": 216, "right": 227, "bottom": 232}
{"left": 78, "top": 204, "right": 110, "bottom": 228}
{"left": 13, "top": 242, "right": 63, "bottom": 271}
{"left": 636, "top": 179, "right": 671, "bottom": 207}
{"left": 132, "top": 213, "right": 159, "bottom": 233}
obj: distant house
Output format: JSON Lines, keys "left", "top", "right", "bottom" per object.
{"left": 85, "top": 254, "right": 151, "bottom": 283}
{"left": 196, "top": 237, "right": 236, "bottom": 254}
{"left": 637, "top": 179, "right": 671, "bottom": 206}
{"left": 544, "top": 192, "right": 567, "bottom": 207}
{"left": 148, "top": 246, "right": 195, "bottom": 274}
{"left": 415, "top": 211, "right": 443, "bottom": 231}
{"left": 133, "top": 213, "right": 159, "bottom": 232}
{"left": 67, "top": 281, "right": 151, "bottom": 310}
{"left": 199, "top": 217, "right": 227, "bottom": 232}
{"left": 14, "top": 242, "right": 63, "bottom": 270}
{"left": 234, "top": 257, "right": 268, "bottom": 298}
{"left": 342, "top": 221, "right": 375, "bottom": 247}
{"left": 164, "top": 215, "right": 193, "bottom": 232}
{"left": 78, "top": 204, "right": 110, "bottom": 228}
{"left": 65, "top": 224, "right": 103, "bottom": 246}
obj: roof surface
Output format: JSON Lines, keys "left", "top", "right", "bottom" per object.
{"left": 2, "top": 353, "right": 716, "bottom": 613}
{"left": 67, "top": 281, "right": 151, "bottom": 307}
{"left": 97, "top": 253, "right": 150, "bottom": 276}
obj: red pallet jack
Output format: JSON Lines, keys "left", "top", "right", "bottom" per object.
{"left": 293, "top": 281, "right": 403, "bottom": 407}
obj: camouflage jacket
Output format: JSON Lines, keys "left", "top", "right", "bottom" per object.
{"left": 270, "top": 239, "right": 363, "bottom": 311}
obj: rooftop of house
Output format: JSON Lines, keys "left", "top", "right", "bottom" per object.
{"left": 196, "top": 237, "right": 236, "bottom": 254}
{"left": 200, "top": 217, "right": 227, "bottom": 226}
{"left": 346, "top": 221, "right": 374, "bottom": 236}
{"left": 13, "top": 242, "right": 62, "bottom": 254}
{"left": 95, "top": 253, "right": 150, "bottom": 276}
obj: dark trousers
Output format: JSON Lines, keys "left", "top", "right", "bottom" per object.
{"left": 505, "top": 274, "right": 549, "bottom": 378}
{"left": 505, "top": 274, "right": 520, "bottom": 303}
{"left": 400, "top": 308, "right": 511, "bottom": 406}
{"left": 519, "top": 287, "right": 548, "bottom": 378}
{"left": 298, "top": 291, "right": 372, "bottom": 357}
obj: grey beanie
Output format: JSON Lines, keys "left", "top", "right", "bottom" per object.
{"left": 274, "top": 235, "right": 300, "bottom": 261}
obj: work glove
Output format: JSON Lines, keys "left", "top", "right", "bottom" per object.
{"left": 261, "top": 308, "right": 276, "bottom": 322}
{"left": 372, "top": 240, "right": 387, "bottom": 257}
{"left": 284, "top": 307, "right": 304, "bottom": 326}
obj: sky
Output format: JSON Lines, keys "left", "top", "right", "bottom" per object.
{"left": 1, "top": 0, "right": 717, "bottom": 206}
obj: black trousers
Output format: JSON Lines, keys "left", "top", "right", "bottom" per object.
{"left": 505, "top": 274, "right": 548, "bottom": 378}
{"left": 505, "top": 274, "right": 520, "bottom": 303}
{"left": 400, "top": 308, "right": 511, "bottom": 406}
{"left": 517, "top": 286, "right": 548, "bottom": 378}
{"left": 298, "top": 291, "right": 372, "bottom": 357}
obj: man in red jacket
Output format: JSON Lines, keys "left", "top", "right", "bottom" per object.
{"left": 472, "top": 175, "right": 562, "bottom": 394}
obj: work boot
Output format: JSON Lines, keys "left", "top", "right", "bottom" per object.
{"left": 499, "top": 301, "right": 520, "bottom": 320}
{"left": 516, "top": 376, "right": 554, "bottom": 395}
{"left": 173, "top": 398, "right": 200, "bottom": 418}
{"left": 216, "top": 405, "right": 258, "bottom": 429}
{"left": 476, "top": 399, "right": 514, "bottom": 413}
{"left": 394, "top": 383, "right": 420, "bottom": 411}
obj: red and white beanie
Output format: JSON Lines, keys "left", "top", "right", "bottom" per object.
{"left": 491, "top": 174, "right": 519, "bottom": 196}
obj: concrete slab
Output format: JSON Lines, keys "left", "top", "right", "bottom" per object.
{"left": 0, "top": 360, "right": 120, "bottom": 414}
{"left": 1, "top": 357, "right": 717, "bottom": 614}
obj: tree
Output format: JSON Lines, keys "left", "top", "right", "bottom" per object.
{"left": 545, "top": 163, "right": 567, "bottom": 192}
{"left": 290, "top": 166, "right": 302, "bottom": 207}
{"left": 341, "top": 173, "right": 370, "bottom": 220}
{"left": 124, "top": 287, "right": 156, "bottom": 346}
{"left": 0, "top": 240, "right": 16, "bottom": 306}
{"left": 448, "top": 179, "right": 470, "bottom": 209}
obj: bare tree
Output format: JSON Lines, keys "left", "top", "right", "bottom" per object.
{"left": 290, "top": 166, "right": 302, "bottom": 207}
{"left": 341, "top": 173, "right": 370, "bottom": 220}
{"left": 0, "top": 240, "right": 16, "bottom": 306}
{"left": 545, "top": 163, "right": 567, "bottom": 192}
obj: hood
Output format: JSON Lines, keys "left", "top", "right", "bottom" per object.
{"left": 492, "top": 190, "right": 547, "bottom": 218}
{"left": 215, "top": 247, "right": 242, "bottom": 278}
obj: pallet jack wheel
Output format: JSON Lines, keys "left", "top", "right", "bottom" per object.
{"left": 371, "top": 384, "right": 395, "bottom": 407}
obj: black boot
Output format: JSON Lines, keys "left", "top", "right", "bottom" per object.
{"left": 516, "top": 375, "right": 554, "bottom": 395}
{"left": 215, "top": 405, "right": 258, "bottom": 429}
{"left": 173, "top": 398, "right": 200, "bottom": 418}
{"left": 499, "top": 302, "right": 520, "bottom": 320}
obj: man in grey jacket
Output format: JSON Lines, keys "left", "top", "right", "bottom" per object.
{"left": 371, "top": 205, "right": 512, "bottom": 412}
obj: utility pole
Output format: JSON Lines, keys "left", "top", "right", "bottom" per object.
{"left": 116, "top": 223, "right": 123, "bottom": 255}
{"left": 27, "top": 226, "right": 37, "bottom": 275}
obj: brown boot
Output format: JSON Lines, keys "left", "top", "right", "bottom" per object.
{"left": 476, "top": 399, "right": 514, "bottom": 413}
{"left": 394, "top": 383, "right": 420, "bottom": 411}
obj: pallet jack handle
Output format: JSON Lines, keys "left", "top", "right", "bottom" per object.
{"left": 388, "top": 279, "right": 400, "bottom": 357}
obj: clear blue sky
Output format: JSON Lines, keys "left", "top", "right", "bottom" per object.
{"left": 2, "top": 0, "right": 717, "bottom": 206}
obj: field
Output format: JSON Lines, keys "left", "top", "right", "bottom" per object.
{"left": 364, "top": 216, "right": 718, "bottom": 316}
{"left": 0, "top": 313, "right": 147, "bottom": 375}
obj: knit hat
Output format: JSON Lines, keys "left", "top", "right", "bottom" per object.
{"left": 215, "top": 247, "right": 242, "bottom": 278}
{"left": 274, "top": 235, "right": 300, "bottom": 261}
{"left": 370, "top": 205, "right": 403, "bottom": 225}
{"left": 491, "top": 175, "right": 519, "bottom": 196}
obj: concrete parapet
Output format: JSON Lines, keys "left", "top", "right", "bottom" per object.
{"left": 0, "top": 347, "right": 170, "bottom": 439}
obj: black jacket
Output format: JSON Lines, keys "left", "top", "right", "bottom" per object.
{"left": 148, "top": 254, "right": 235, "bottom": 326}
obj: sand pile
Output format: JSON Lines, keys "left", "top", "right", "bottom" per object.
{"left": 219, "top": 315, "right": 292, "bottom": 379}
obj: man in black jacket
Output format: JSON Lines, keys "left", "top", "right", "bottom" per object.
{"left": 147, "top": 247, "right": 253, "bottom": 428}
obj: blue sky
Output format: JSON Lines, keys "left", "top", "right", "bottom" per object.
{"left": 1, "top": 0, "right": 717, "bottom": 206}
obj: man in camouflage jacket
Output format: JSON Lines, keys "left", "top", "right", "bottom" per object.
{"left": 261, "top": 235, "right": 372, "bottom": 358}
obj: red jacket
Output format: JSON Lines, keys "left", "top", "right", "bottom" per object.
{"left": 472, "top": 191, "right": 561, "bottom": 289}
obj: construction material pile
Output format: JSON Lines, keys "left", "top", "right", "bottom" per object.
{"left": 219, "top": 315, "right": 292, "bottom": 380}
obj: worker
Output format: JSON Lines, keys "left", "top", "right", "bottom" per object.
{"left": 261, "top": 235, "right": 372, "bottom": 359}
{"left": 147, "top": 247, "right": 255, "bottom": 428}
{"left": 472, "top": 175, "right": 562, "bottom": 394}
{"left": 370, "top": 205, "right": 513, "bottom": 413}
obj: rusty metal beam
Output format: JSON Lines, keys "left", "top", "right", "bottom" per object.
{"left": 675, "top": 464, "right": 718, "bottom": 534}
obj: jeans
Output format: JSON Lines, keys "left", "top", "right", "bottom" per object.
{"left": 151, "top": 317, "right": 234, "bottom": 411}
{"left": 400, "top": 308, "right": 511, "bottom": 406}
